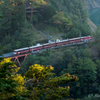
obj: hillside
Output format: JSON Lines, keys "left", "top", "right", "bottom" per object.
{"left": 0, "top": 0, "right": 92, "bottom": 54}
{"left": 1, "top": 1, "right": 100, "bottom": 100}
{"left": 85, "top": 0, "right": 100, "bottom": 9}
{"left": 83, "top": 0, "right": 99, "bottom": 31}
{"left": 88, "top": 18, "right": 97, "bottom": 32}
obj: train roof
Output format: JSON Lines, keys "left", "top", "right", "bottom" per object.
{"left": 58, "top": 39, "right": 68, "bottom": 43}
{"left": 58, "top": 37, "right": 80, "bottom": 43}
{"left": 14, "top": 47, "right": 29, "bottom": 51}
{"left": 30, "top": 44, "right": 43, "bottom": 48}
{"left": 67, "top": 36, "right": 90, "bottom": 41}
{"left": 69, "top": 37, "right": 81, "bottom": 41}
{"left": 14, "top": 36, "right": 92, "bottom": 52}
{"left": 43, "top": 42, "right": 50, "bottom": 45}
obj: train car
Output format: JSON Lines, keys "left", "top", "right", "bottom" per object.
{"left": 57, "top": 37, "right": 81, "bottom": 45}
{"left": 29, "top": 44, "right": 43, "bottom": 51}
{"left": 13, "top": 47, "right": 29, "bottom": 54}
{"left": 56, "top": 39, "right": 69, "bottom": 46}
{"left": 68, "top": 37, "right": 81, "bottom": 44}
{"left": 43, "top": 42, "right": 56, "bottom": 48}
{"left": 13, "top": 36, "right": 93, "bottom": 55}
{"left": 81, "top": 36, "right": 92, "bottom": 42}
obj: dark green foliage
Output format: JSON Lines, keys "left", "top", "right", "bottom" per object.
{"left": 18, "top": 45, "right": 100, "bottom": 99}
{"left": 0, "top": 0, "right": 25, "bottom": 36}
{"left": 24, "top": 64, "right": 78, "bottom": 100}
{"left": 93, "top": 26, "right": 100, "bottom": 57}
{"left": 0, "top": 0, "right": 97, "bottom": 99}
{"left": 45, "top": 0, "right": 91, "bottom": 35}
{"left": 38, "top": 4, "right": 57, "bottom": 21}
{"left": 59, "top": 48, "right": 97, "bottom": 98}
{"left": 0, "top": 58, "right": 17, "bottom": 99}
{"left": 18, "top": 49, "right": 64, "bottom": 76}
{"left": 0, "top": 0, "right": 91, "bottom": 54}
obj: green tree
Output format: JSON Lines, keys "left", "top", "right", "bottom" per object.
{"left": 52, "top": 11, "right": 72, "bottom": 31}
{"left": 81, "top": 48, "right": 91, "bottom": 58}
{"left": 95, "top": 59, "right": 100, "bottom": 93}
{"left": 0, "top": 0, "right": 25, "bottom": 37}
{"left": 26, "top": 0, "right": 47, "bottom": 25}
{"left": 93, "top": 26, "right": 100, "bottom": 57}
{"left": 60, "top": 58, "right": 97, "bottom": 98}
{"left": 0, "top": 58, "right": 28, "bottom": 100}
{"left": 24, "top": 64, "right": 78, "bottom": 100}
{"left": 39, "top": 3, "right": 57, "bottom": 21}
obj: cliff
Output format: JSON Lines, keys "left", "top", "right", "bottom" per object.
{"left": 85, "top": 0, "right": 100, "bottom": 9}
{"left": 83, "top": 0, "right": 98, "bottom": 31}
{"left": 88, "top": 18, "right": 97, "bottom": 32}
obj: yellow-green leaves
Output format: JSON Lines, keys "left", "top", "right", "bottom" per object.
{"left": 0, "top": 58, "right": 78, "bottom": 99}
{"left": 24, "top": 64, "right": 78, "bottom": 99}
{"left": 24, "top": 64, "right": 54, "bottom": 80}
{"left": 0, "top": 0, "right": 4, "bottom": 5}
{"left": 11, "top": 74, "right": 27, "bottom": 94}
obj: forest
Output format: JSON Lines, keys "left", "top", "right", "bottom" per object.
{"left": 0, "top": 0, "right": 100, "bottom": 100}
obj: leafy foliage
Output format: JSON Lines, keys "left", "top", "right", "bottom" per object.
{"left": 19, "top": 45, "right": 100, "bottom": 99}
{"left": 0, "top": 58, "right": 25, "bottom": 99}
{"left": 24, "top": 64, "right": 78, "bottom": 100}
{"left": 52, "top": 11, "right": 72, "bottom": 31}
{"left": 0, "top": 54, "right": 78, "bottom": 100}
{"left": 0, "top": 0, "right": 91, "bottom": 54}
{"left": 0, "top": 0, "right": 98, "bottom": 99}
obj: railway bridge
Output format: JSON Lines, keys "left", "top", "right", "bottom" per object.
{"left": 0, "top": 41, "right": 91, "bottom": 67}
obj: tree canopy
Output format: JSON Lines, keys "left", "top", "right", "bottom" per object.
{"left": 0, "top": 56, "right": 78, "bottom": 99}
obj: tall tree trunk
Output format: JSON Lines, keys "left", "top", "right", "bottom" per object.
{"left": 30, "top": 7, "right": 33, "bottom": 25}
{"left": 24, "top": 1, "right": 26, "bottom": 19}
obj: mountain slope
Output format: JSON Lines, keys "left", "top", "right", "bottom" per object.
{"left": 88, "top": 18, "right": 97, "bottom": 32}
{"left": 85, "top": 0, "right": 100, "bottom": 9}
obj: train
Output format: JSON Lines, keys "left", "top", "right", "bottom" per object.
{"left": 13, "top": 36, "right": 93, "bottom": 55}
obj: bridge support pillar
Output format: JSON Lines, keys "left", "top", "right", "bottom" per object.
{"left": 10, "top": 53, "right": 31, "bottom": 67}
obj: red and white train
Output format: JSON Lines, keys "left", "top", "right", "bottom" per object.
{"left": 13, "top": 36, "right": 93, "bottom": 55}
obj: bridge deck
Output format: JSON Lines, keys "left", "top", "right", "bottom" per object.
{"left": 0, "top": 41, "right": 89, "bottom": 58}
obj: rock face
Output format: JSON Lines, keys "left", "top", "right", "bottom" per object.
{"left": 85, "top": 0, "right": 100, "bottom": 9}
{"left": 88, "top": 18, "right": 97, "bottom": 32}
